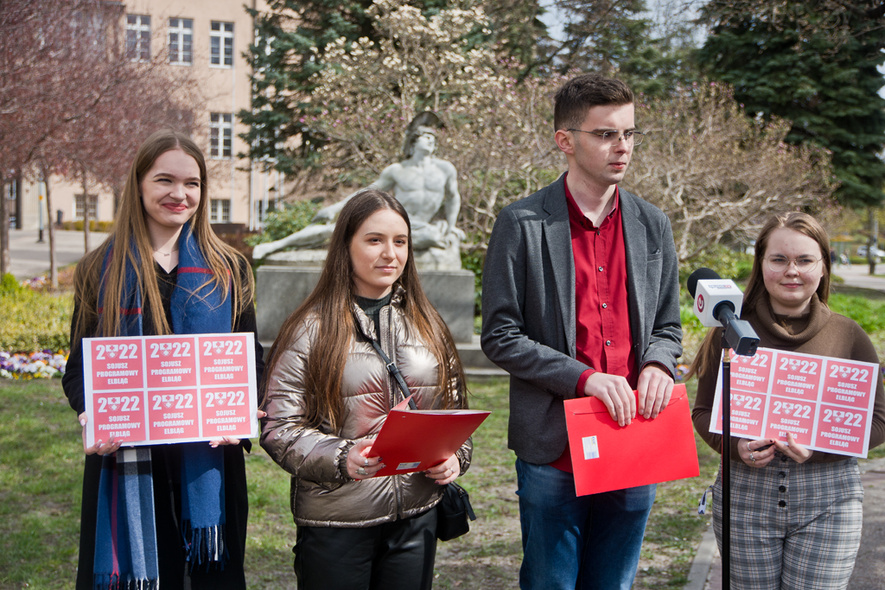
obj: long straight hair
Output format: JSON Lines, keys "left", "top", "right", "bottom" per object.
{"left": 72, "top": 129, "right": 252, "bottom": 340}
{"left": 263, "top": 189, "right": 466, "bottom": 432}
{"left": 691, "top": 212, "right": 831, "bottom": 379}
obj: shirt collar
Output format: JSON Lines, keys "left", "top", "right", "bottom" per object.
{"left": 563, "top": 172, "right": 620, "bottom": 229}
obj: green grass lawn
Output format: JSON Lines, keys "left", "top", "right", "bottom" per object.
{"left": 1, "top": 376, "right": 881, "bottom": 590}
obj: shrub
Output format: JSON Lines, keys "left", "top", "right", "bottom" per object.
{"left": 679, "top": 244, "right": 753, "bottom": 287}
{"left": 246, "top": 200, "right": 321, "bottom": 246}
{"left": 61, "top": 220, "right": 114, "bottom": 232}
{"left": 679, "top": 302, "right": 709, "bottom": 365}
{"left": 0, "top": 288, "right": 73, "bottom": 352}
{"left": 461, "top": 249, "right": 484, "bottom": 319}
{"left": 1, "top": 273, "right": 25, "bottom": 294}
{"left": 829, "top": 293, "right": 885, "bottom": 334}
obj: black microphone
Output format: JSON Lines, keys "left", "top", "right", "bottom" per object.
{"left": 687, "top": 268, "right": 760, "bottom": 356}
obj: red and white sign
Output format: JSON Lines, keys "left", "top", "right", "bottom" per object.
{"left": 83, "top": 333, "right": 258, "bottom": 447}
{"left": 711, "top": 347, "right": 879, "bottom": 457}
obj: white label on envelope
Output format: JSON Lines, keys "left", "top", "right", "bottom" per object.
{"left": 396, "top": 461, "right": 422, "bottom": 471}
{"left": 582, "top": 436, "right": 600, "bottom": 460}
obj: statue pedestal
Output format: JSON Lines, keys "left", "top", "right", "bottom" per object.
{"left": 256, "top": 265, "right": 476, "bottom": 348}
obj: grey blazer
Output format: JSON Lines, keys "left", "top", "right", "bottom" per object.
{"left": 481, "top": 174, "right": 683, "bottom": 464}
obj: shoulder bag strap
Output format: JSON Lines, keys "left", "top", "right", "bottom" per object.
{"left": 353, "top": 312, "right": 418, "bottom": 410}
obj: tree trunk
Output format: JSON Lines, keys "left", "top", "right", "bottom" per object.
{"left": 0, "top": 176, "right": 9, "bottom": 277}
{"left": 81, "top": 165, "right": 90, "bottom": 253}
{"left": 43, "top": 167, "right": 57, "bottom": 290}
{"left": 868, "top": 207, "right": 878, "bottom": 276}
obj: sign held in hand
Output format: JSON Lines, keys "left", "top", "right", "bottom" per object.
{"left": 83, "top": 333, "right": 259, "bottom": 447}
{"left": 711, "top": 347, "right": 879, "bottom": 457}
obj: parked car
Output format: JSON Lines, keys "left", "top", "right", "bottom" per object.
{"left": 857, "top": 245, "right": 885, "bottom": 259}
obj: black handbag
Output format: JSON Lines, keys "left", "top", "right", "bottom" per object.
{"left": 357, "top": 319, "right": 477, "bottom": 541}
{"left": 435, "top": 480, "right": 477, "bottom": 541}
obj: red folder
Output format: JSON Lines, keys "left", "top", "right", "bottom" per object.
{"left": 368, "top": 397, "right": 490, "bottom": 477}
{"left": 564, "top": 384, "right": 699, "bottom": 496}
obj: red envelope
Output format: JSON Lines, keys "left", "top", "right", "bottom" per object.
{"left": 564, "top": 383, "right": 699, "bottom": 496}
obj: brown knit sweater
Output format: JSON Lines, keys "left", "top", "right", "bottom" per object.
{"left": 693, "top": 294, "right": 885, "bottom": 463}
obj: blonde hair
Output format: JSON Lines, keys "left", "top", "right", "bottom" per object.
{"left": 72, "top": 129, "right": 252, "bottom": 340}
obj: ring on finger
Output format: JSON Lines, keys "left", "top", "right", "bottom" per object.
{"left": 363, "top": 457, "right": 369, "bottom": 467}
{"left": 357, "top": 466, "right": 367, "bottom": 476}
{"left": 749, "top": 452, "right": 756, "bottom": 463}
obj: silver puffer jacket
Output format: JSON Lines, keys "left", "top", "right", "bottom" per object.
{"left": 260, "top": 289, "right": 471, "bottom": 527}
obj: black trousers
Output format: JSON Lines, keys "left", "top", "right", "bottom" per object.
{"left": 293, "top": 508, "right": 438, "bottom": 590}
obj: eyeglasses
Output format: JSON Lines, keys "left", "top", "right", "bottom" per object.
{"left": 567, "top": 128, "right": 645, "bottom": 146}
{"left": 764, "top": 255, "right": 822, "bottom": 273}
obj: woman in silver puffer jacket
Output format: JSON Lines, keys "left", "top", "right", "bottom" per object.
{"left": 260, "top": 189, "right": 471, "bottom": 590}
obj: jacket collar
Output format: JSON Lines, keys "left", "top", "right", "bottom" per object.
{"left": 540, "top": 175, "right": 649, "bottom": 356}
{"left": 351, "top": 285, "right": 404, "bottom": 341}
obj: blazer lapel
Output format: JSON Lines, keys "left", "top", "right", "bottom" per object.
{"left": 542, "top": 177, "right": 577, "bottom": 356}
{"left": 620, "top": 190, "right": 647, "bottom": 337}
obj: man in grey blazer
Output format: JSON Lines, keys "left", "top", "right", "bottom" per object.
{"left": 481, "top": 74, "right": 683, "bottom": 590}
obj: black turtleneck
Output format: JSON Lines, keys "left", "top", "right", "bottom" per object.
{"left": 356, "top": 292, "right": 393, "bottom": 339}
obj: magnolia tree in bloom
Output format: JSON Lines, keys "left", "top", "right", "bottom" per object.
{"left": 627, "top": 82, "right": 837, "bottom": 261}
{"left": 302, "top": 0, "right": 566, "bottom": 252}
{"left": 297, "top": 0, "right": 837, "bottom": 258}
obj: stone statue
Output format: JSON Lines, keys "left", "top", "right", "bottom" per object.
{"left": 252, "top": 112, "right": 464, "bottom": 269}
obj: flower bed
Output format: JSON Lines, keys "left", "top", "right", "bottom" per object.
{"left": 0, "top": 350, "right": 67, "bottom": 379}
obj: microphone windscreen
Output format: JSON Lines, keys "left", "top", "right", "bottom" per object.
{"left": 687, "top": 268, "right": 721, "bottom": 297}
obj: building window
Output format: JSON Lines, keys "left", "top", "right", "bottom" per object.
{"left": 257, "top": 198, "right": 277, "bottom": 223}
{"left": 75, "top": 194, "right": 98, "bottom": 221}
{"left": 126, "top": 14, "right": 151, "bottom": 62}
{"left": 5, "top": 180, "right": 17, "bottom": 229}
{"left": 210, "top": 21, "right": 234, "bottom": 67}
{"left": 209, "top": 113, "right": 233, "bottom": 158}
{"left": 3, "top": 180, "right": 15, "bottom": 201}
{"left": 210, "top": 199, "right": 231, "bottom": 223}
{"left": 168, "top": 18, "right": 193, "bottom": 65}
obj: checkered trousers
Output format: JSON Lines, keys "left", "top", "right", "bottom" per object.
{"left": 711, "top": 454, "right": 863, "bottom": 590}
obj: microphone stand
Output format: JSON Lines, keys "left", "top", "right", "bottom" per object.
{"left": 718, "top": 319, "right": 757, "bottom": 590}
{"left": 720, "top": 339, "right": 732, "bottom": 590}
{"left": 687, "top": 269, "right": 759, "bottom": 590}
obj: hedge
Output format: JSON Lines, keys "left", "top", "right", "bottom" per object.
{"left": 0, "top": 279, "right": 72, "bottom": 352}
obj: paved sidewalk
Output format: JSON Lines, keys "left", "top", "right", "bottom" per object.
{"left": 6, "top": 228, "right": 108, "bottom": 280}
{"left": 687, "top": 264, "right": 885, "bottom": 590}
{"left": 833, "top": 262, "right": 885, "bottom": 295}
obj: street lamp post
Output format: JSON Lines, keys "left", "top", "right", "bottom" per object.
{"left": 37, "top": 192, "right": 44, "bottom": 243}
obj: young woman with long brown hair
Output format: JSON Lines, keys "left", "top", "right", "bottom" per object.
{"left": 260, "top": 189, "right": 470, "bottom": 590}
{"left": 691, "top": 212, "right": 885, "bottom": 589}
{"left": 63, "top": 129, "right": 264, "bottom": 590}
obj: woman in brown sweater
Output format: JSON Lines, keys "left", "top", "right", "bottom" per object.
{"left": 692, "top": 212, "right": 885, "bottom": 590}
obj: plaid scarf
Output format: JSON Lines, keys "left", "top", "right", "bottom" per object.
{"left": 94, "top": 223, "right": 231, "bottom": 589}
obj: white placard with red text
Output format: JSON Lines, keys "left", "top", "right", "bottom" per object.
{"left": 83, "top": 333, "right": 258, "bottom": 447}
{"left": 710, "top": 347, "right": 879, "bottom": 457}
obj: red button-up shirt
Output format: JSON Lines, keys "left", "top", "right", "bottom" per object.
{"left": 551, "top": 179, "right": 637, "bottom": 472}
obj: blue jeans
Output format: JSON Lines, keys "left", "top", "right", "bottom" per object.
{"left": 516, "top": 458, "right": 656, "bottom": 590}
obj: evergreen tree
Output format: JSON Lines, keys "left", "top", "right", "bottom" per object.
{"left": 697, "top": 3, "right": 885, "bottom": 207}
{"left": 529, "top": 0, "right": 695, "bottom": 98}
{"left": 481, "top": 0, "right": 547, "bottom": 70}
{"left": 240, "top": 0, "right": 434, "bottom": 175}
